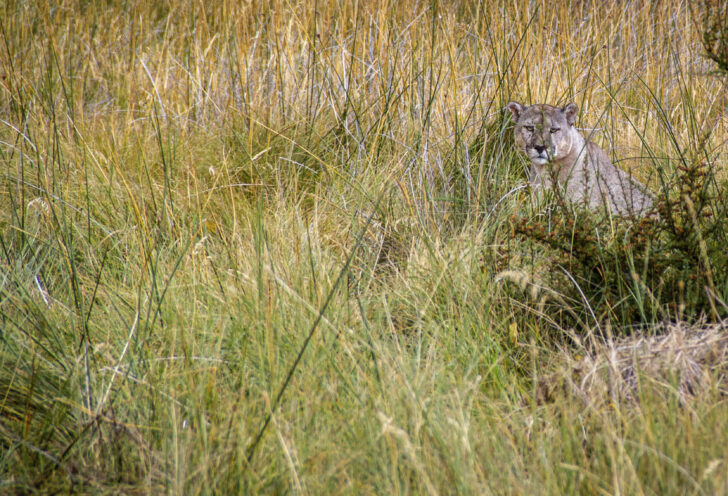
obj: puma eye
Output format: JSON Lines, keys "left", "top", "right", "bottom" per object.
{"left": 524, "top": 125, "right": 534, "bottom": 132}
{"left": 550, "top": 128, "right": 560, "bottom": 133}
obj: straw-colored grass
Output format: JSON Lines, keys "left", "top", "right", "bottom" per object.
{"left": 538, "top": 319, "right": 728, "bottom": 405}
{"left": 2, "top": 0, "right": 728, "bottom": 494}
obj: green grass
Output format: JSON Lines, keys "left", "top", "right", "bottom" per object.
{"left": 1, "top": 0, "right": 728, "bottom": 493}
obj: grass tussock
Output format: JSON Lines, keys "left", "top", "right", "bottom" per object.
{"left": 538, "top": 319, "right": 728, "bottom": 406}
{"left": 1, "top": 0, "right": 728, "bottom": 494}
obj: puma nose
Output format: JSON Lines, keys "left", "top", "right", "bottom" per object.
{"left": 534, "top": 145, "right": 546, "bottom": 154}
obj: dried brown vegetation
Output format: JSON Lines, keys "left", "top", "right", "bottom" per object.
{"left": 537, "top": 320, "right": 728, "bottom": 406}
{"left": 2, "top": 0, "right": 728, "bottom": 494}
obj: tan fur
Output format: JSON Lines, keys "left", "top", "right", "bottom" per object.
{"left": 506, "top": 102, "right": 653, "bottom": 216}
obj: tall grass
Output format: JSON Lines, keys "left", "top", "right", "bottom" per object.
{"left": 1, "top": 0, "right": 727, "bottom": 493}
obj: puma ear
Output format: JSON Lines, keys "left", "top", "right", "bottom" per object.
{"left": 563, "top": 103, "right": 578, "bottom": 126}
{"left": 506, "top": 101, "right": 524, "bottom": 121}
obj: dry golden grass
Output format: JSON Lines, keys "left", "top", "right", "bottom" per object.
{"left": 2, "top": 0, "right": 728, "bottom": 494}
{"left": 538, "top": 319, "right": 728, "bottom": 405}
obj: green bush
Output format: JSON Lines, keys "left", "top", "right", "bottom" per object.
{"left": 507, "top": 148, "right": 728, "bottom": 332}
{"left": 692, "top": 0, "right": 728, "bottom": 74}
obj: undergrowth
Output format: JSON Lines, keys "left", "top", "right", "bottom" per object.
{"left": 1, "top": 0, "right": 728, "bottom": 494}
{"left": 507, "top": 143, "right": 728, "bottom": 332}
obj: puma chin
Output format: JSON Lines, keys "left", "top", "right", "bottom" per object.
{"left": 507, "top": 101, "right": 653, "bottom": 217}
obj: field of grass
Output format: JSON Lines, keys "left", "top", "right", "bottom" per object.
{"left": 2, "top": 0, "right": 728, "bottom": 493}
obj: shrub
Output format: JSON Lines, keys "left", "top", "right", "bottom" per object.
{"left": 691, "top": 0, "right": 728, "bottom": 75}
{"left": 505, "top": 149, "right": 728, "bottom": 333}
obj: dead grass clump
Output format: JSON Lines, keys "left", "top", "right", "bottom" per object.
{"left": 538, "top": 320, "right": 728, "bottom": 405}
